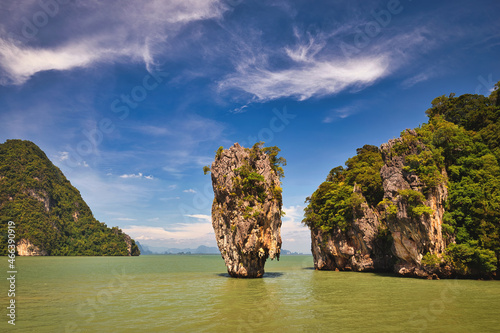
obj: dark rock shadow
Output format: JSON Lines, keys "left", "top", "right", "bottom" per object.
{"left": 216, "top": 272, "right": 284, "bottom": 278}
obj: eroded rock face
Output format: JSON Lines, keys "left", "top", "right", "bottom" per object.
{"left": 309, "top": 130, "right": 449, "bottom": 278}
{"left": 17, "top": 239, "right": 48, "bottom": 256}
{"left": 211, "top": 143, "right": 282, "bottom": 278}
{"left": 380, "top": 130, "right": 448, "bottom": 277}
{"left": 311, "top": 192, "right": 393, "bottom": 272}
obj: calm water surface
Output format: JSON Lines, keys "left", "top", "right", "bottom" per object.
{"left": 2, "top": 255, "right": 499, "bottom": 332}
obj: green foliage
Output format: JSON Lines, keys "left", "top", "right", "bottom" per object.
{"left": 0, "top": 140, "right": 139, "bottom": 256}
{"left": 403, "top": 149, "right": 445, "bottom": 188}
{"left": 445, "top": 241, "right": 497, "bottom": 275}
{"left": 344, "top": 145, "right": 384, "bottom": 206}
{"left": 423, "top": 86, "right": 500, "bottom": 266}
{"left": 303, "top": 145, "right": 384, "bottom": 234}
{"left": 260, "top": 143, "right": 287, "bottom": 179}
{"left": 203, "top": 166, "right": 211, "bottom": 175}
{"left": 303, "top": 182, "right": 356, "bottom": 233}
{"left": 398, "top": 189, "right": 434, "bottom": 218}
{"left": 234, "top": 165, "right": 267, "bottom": 203}
{"left": 398, "top": 189, "right": 426, "bottom": 204}
{"left": 216, "top": 146, "right": 224, "bottom": 159}
{"left": 377, "top": 198, "right": 398, "bottom": 219}
{"left": 421, "top": 253, "right": 441, "bottom": 268}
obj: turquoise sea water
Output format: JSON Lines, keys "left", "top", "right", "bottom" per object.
{"left": 1, "top": 255, "right": 500, "bottom": 332}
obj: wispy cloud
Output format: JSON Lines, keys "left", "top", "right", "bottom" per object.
{"left": 219, "top": 53, "right": 389, "bottom": 102}
{"left": 401, "top": 72, "right": 433, "bottom": 89}
{"left": 0, "top": 38, "right": 139, "bottom": 85}
{"left": 183, "top": 189, "right": 197, "bottom": 193}
{"left": 323, "top": 105, "right": 359, "bottom": 123}
{"left": 122, "top": 222, "right": 214, "bottom": 241}
{"left": 120, "top": 172, "right": 154, "bottom": 180}
{"left": 0, "top": 0, "right": 227, "bottom": 85}
{"left": 185, "top": 214, "right": 211, "bottom": 222}
{"left": 281, "top": 205, "right": 310, "bottom": 252}
{"left": 218, "top": 27, "right": 391, "bottom": 102}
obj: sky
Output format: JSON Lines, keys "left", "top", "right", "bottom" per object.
{"left": 0, "top": 0, "right": 499, "bottom": 253}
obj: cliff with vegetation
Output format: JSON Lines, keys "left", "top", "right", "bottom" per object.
{"left": 304, "top": 82, "right": 500, "bottom": 279}
{"left": 0, "top": 140, "right": 140, "bottom": 256}
{"left": 208, "top": 142, "right": 285, "bottom": 277}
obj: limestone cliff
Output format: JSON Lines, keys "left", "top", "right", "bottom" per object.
{"left": 307, "top": 130, "right": 450, "bottom": 278}
{"left": 310, "top": 188, "right": 393, "bottom": 272}
{"left": 16, "top": 239, "right": 48, "bottom": 256}
{"left": 380, "top": 130, "right": 449, "bottom": 277}
{"left": 210, "top": 143, "right": 283, "bottom": 278}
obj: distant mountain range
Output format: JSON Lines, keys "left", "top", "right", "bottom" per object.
{"left": 136, "top": 242, "right": 305, "bottom": 255}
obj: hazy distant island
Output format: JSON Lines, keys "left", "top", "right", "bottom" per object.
{"left": 136, "top": 242, "right": 305, "bottom": 255}
{"left": 0, "top": 140, "right": 140, "bottom": 256}
{"left": 303, "top": 82, "right": 500, "bottom": 279}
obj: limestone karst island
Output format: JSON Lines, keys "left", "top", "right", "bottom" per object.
{"left": 303, "top": 85, "right": 500, "bottom": 280}
{"left": 207, "top": 142, "right": 285, "bottom": 278}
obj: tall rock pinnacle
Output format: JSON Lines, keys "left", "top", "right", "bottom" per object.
{"left": 209, "top": 143, "right": 284, "bottom": 278}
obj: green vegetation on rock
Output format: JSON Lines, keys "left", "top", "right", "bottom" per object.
{"left": 303, "top": 145, "right": 384, "bottom": 233}
{"left": 0, "top": 140, "right": 140, "bottom": 256}
{"left": 304, "top": 82, "right": 500, "bottom": 276}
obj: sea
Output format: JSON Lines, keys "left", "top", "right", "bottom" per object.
{"left": 1, "top": 255, "right": 499, "bottom": 332}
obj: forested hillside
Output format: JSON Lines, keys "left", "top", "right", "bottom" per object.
{"left": 0, "top": 140, "right": 139, "bottom": 256}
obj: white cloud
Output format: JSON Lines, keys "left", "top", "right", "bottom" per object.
{"left": 114, "top": 217, "right": 136, "bottom": 221}
{"left": 281, "top": 205, "right": 310, "bottom": 252}
{"left": 122, "top": 222, "right": 214, "bottom": 241}
{"left": 57, "top": 151, "right": 69, "bottom": 161}
{"left": 185, "top": 214, "right": 211, "bottom": 222}
{"left": 323, "top": 106, "right": 358, "bottom": 123}
{"left": 183, "top": 189, "right": 197, "bottom": 193}
{"left": 219, "top": 50, "right": 389, "bottom": 102}
{"left": 0, "top": 0, "right": 227, "bottom": 85}
{"left": 55, "top": 151, "right": 89, "bottom": 168}
{"left": 0, "top": 38, "right": 137, "bottom": 85}
{"left": 120, "top": 172, "right": 154, "bottom": 180}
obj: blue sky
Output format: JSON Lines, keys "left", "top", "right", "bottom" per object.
{"left": 0, "top": 0, "right": 499, "bottom": 253}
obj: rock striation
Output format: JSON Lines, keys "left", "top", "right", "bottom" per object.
{"left": 309, "top": 130, "right": 450, "bottom": 278}
{"left": 210, "top": 143, "right": 283, "bottom": 278}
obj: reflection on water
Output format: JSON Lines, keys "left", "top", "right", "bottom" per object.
{"left": 2, "top": 256, "right": 499, "bottom": 332}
